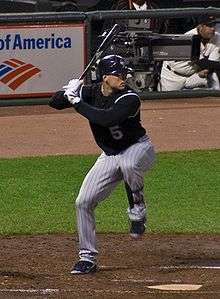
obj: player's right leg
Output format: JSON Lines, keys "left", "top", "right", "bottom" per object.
{"left": 71, "top": 153, "right": 122, "bottom": 274}
{"left": 120, "top": 136, "right": 155, "bottom": 239}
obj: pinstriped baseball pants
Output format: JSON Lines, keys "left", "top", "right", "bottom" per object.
{"left": 75, "top": 136, "right": 155, "bottom": 262}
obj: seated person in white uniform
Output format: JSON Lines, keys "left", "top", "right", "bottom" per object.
{"left": 159, "top": 15, "right": 220, "bottom": 91}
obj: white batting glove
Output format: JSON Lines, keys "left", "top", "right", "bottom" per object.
{"left": 63, "top": 79, "right": 83, "bottom": 97}
{"left": 65, "top": 88, "right": 81, "bottom": 105}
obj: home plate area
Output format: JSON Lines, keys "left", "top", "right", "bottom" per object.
{"left": 0, "top": 234, "right": 219, "bottom": 298}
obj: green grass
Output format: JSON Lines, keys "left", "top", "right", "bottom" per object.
{"left": 0, "top": 150, "right": 219, "bottom": 235}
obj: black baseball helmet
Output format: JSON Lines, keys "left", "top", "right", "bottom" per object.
{"left": 98, "top": 55, "right": 129, "bottom": 78}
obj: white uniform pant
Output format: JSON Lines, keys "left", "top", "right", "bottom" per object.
{"left": 159, "top": 65, "right": 208, "bottom": 91}
{"left": 75, "top": 136, "right": 155, "bottom": 262}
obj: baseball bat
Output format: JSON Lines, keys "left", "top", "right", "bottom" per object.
{"left": 79, "top": 23, "right": 123, "bottom": 80}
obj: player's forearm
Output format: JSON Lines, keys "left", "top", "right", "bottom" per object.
{"left": 184, "top": 73, "right": 207, "bottom": 89}
{"left": 75, "top": 101, "right": 134, "bottom": 127}
{"left": 49, "top": 90, "right": 73, "bottom": 110}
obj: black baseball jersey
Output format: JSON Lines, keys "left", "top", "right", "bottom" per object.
{"left": 49, "top": 83, "right": 146, "bottom": 155}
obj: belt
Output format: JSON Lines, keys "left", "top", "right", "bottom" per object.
{"left": 166, "top": 65, "right": 191, "bottom": 77}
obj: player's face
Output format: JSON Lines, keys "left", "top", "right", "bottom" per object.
{"left": 199, "top": 24, "right": 215, "bottom": 39}
{"left": 104, "top": 74, "right": 126, "bottom": 91}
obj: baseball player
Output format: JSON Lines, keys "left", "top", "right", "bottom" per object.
{"left": 159, "top": 15, "right": 220, "bottom": 91}
{"left": 49, "top": 55, "right": 155, "bottom": 274}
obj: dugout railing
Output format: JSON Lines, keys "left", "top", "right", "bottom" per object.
{"left": 1, "top": 7, "right": 220, "bottom": 106}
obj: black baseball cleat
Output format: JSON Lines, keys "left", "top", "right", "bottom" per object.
{"left": 130, "top": 218, "right": 146, "bottom": 239}
{"left": 71, "top": 260, "right": 97, "bottom": 275}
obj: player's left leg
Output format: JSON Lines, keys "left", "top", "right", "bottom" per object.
{"left": 124, "top": 181, "right": 146, "bottom": 238}
{"left": 71, "top": 152, "right": 122, "bottom": 274}
{"left": 119, "top": 136, "right": 155, "bottom": 238}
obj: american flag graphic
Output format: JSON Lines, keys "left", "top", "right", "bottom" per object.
{"left": 0, "top": 58, "right": 41, "bottom": 90}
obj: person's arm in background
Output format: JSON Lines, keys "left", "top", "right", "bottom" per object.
{"left": 184, "top": 71, "right": 208, "bottom": 89}
{"left": 207, "top": 45, "right": 220, "bottom": 90}
{"left": 185, "top": 45, "right": 220, "bottom": 90}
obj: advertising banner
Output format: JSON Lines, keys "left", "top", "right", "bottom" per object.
{"left": 0, "top": 23, "right": 85, "bottom": 98}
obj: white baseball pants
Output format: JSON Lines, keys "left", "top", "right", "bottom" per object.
{"left": 75, "top": 136, "right": 155, "bottom": 262}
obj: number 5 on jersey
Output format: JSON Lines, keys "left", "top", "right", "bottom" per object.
{"left": 109, "top": 125, "right": 124, "bottom": 140}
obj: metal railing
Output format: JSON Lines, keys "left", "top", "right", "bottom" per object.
{"left": 1, "top": 7, "right": 220, "bottom": 106}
